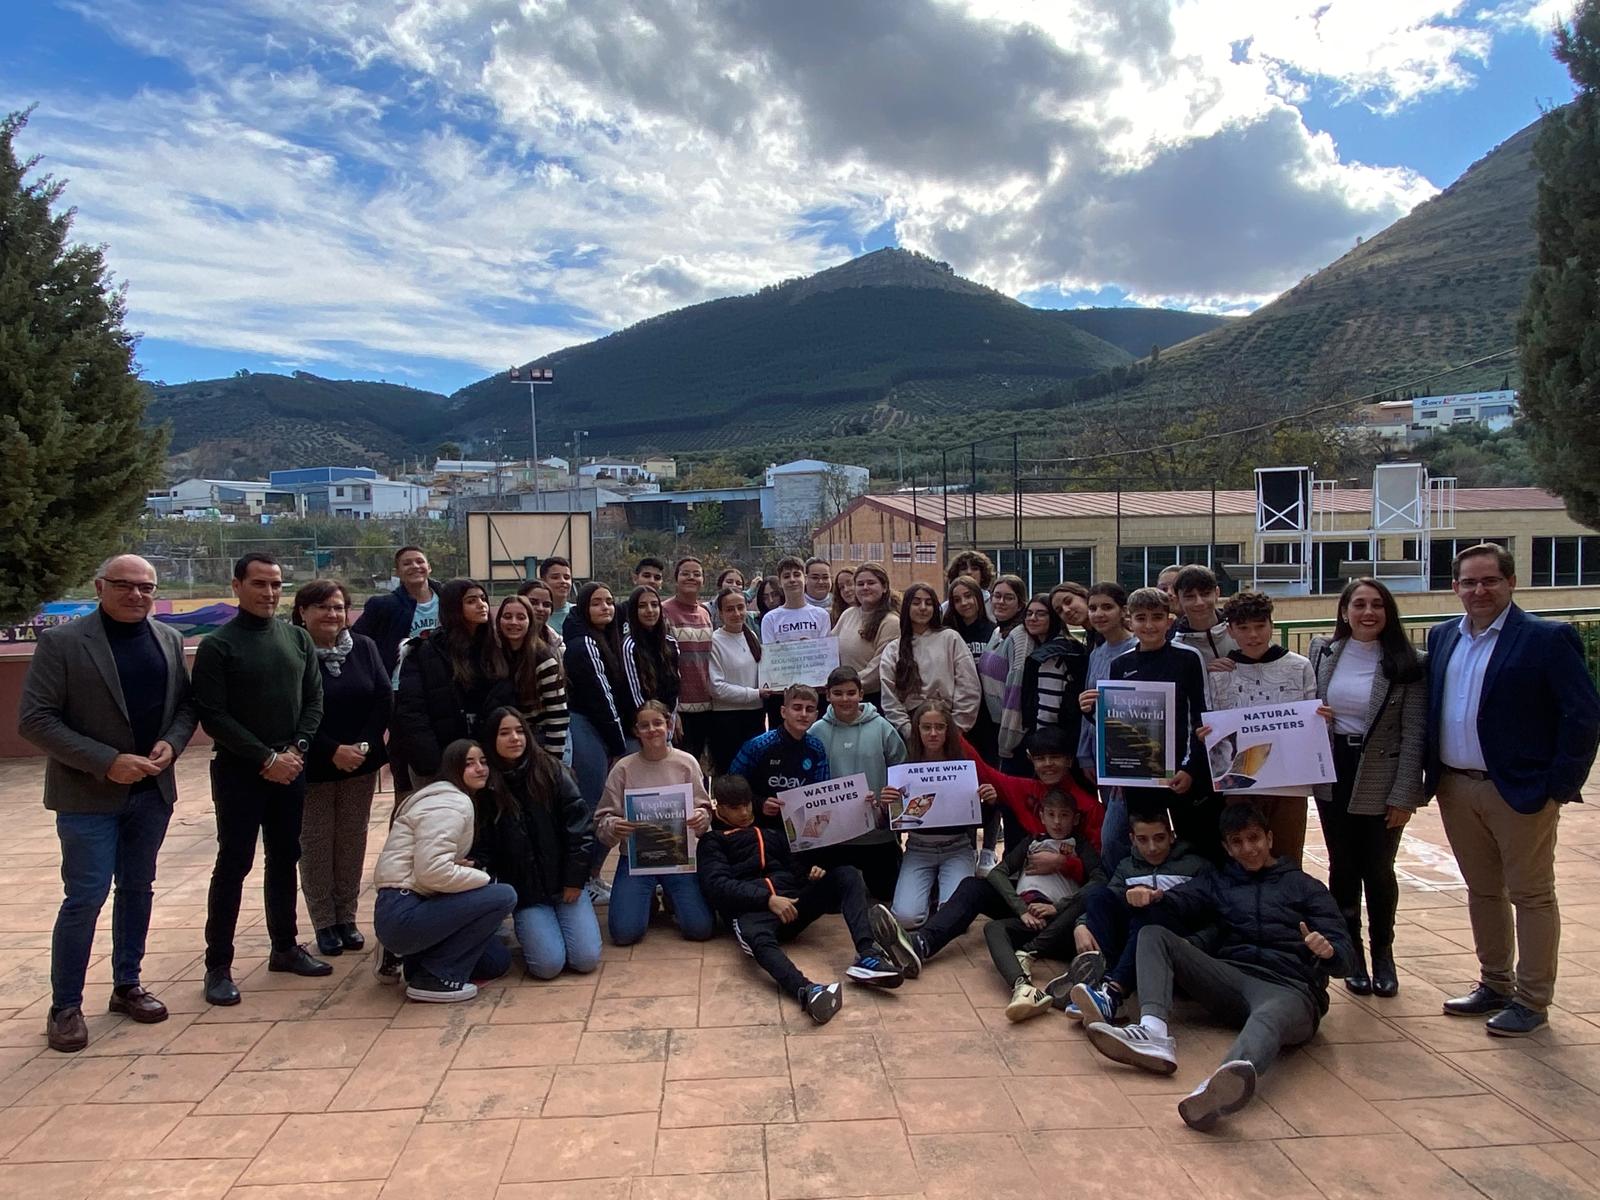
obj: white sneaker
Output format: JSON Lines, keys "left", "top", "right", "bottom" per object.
{"left": 977, "top": 848, "right": 999, "bottom": 874}
{"left": 1005, "top": 978, "right": 1052, "bottom": 1022}
{"left": 585, "top": 878, "right": 613, "bottom": 906}
{"left": 1086, "top": 1021, "right": 1178, "bottom": 1074}
{"left": 1179, "top": 1059, "right": 1257, "bottom": 1131}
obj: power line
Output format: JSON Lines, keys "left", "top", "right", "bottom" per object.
{"left": 1016, "top": 346, "right": 1519, "bottom": 466}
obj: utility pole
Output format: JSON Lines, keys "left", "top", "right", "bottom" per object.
{"left": 510, "top": 365, "right": 554, "bottom": 493}
{"left": 571, "top": 428, "right": 589, "bottom": 513}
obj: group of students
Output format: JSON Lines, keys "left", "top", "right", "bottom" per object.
{"left": 343, "top": 543, "right": 1451, "bottom": 1132}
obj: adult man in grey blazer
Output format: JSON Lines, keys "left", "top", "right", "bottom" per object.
{"left": 18, "top": 555, "right": 196, "bottom": 1052}
{"left": 1426, "top": 542, "right": 1600, "bottom": 1036}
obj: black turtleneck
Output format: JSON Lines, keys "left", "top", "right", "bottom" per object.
{"left": 100, "top": 608, "right": 167, "bottom": 792}
{"left": 191, "top": 609, "right": 323, "bottom": 766}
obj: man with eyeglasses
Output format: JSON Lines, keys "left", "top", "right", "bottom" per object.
{"left": 1426, "top": 542, "right": 1600, "bottom": 1037}
{"left": 19, "top": 555, "right": 197, "bottom": 1052}
{"left": 192, "top": 552, "right": 329, "bottom": 1006}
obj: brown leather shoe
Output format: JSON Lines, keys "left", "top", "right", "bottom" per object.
{"left": 109, "top": 985, "right": 169, "bottom": 1024}
{"left": 46, "top": 1006, "right": 88, "bottom": 1053}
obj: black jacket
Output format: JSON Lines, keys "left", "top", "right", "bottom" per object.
{"left": 562, "top": 626, "right": 636, "bottom": 757}
{"left": 353, "top": 581, "right": 440, "bottom": 678}
{"left": 1159, "top": 858, "right": 1353, "bottom": 1015}
{"left": 471, "top": 759, "right": 593, "bottom": 905}
{"left": 697, "top": 818, "right": 805, "bottom": 915}
{"left": 1019, "top": 634, "right": 1088, "bottom": 748}
{"left": 306, "top": 633, "right": 391, "bottom": 783}
{"left": 392, "top": 636, "right": 514, "bottom": 778}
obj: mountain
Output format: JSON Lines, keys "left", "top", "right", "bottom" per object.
{"left": 1048, "top": 307, "right": 1231, "bottom": 357}
{"left": 1110, "top": 114, "right": 1543, "bottom": 411}
{"left": 147, "top": 372, "right": 450, "bottom": 476}
{"left": 444, "top": 249, "right": 1132, "bottom": 452}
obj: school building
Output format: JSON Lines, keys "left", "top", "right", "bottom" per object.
{"left": 812, "top": 482, "right": 1600, "bottom": 621}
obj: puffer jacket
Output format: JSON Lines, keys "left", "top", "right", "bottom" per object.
{"left": 471, "top": 759, "right": 593, "bottom": 906}
{"left": 373, "top": 780, "right": 490, "bottom": 896}
{"left": 1159, "top": 857, "right": 1353, "bottom": 1015}
{"left": 697, "top": 818, "right": 805, "bottom": 915}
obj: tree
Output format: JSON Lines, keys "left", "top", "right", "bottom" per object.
{"left": 436, "top": 441, "right": 462, "bottom": 461}
{"left": 1517, "top": 3, "right": 1600, "bottom": 528}
{"left": 0, "top": 109, "right": 166, "bottom": 620}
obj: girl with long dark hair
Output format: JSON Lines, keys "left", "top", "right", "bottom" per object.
{"left": 497, "top": 594, "right": 569, "bottom": 759}
{"left": 882, "top": 700, "right": 980, "bottom": 928}
{"left": 878, "top": 583, "right": 979, "bottom": 741}
{"left": 830, "top": 566, "right": 857, "bottom": 627}
{"left": 833, "top": 563, "right": 898, "bottom": 710}
{"left": 622, "top": 586, "right": 682, "bottom": 715}
{"left": 996, "top": 594, "right": 1063, "bottom": 770}
{"left": 1310, "top": 577, "right": 1426, "bottom": 998}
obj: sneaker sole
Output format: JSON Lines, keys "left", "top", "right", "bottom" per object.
{"left": 1085, "top": 1024, "right": 1177, "bottom": 1075}
{"left": 844, "top": 969, "right": 904, "bottom": 989}
{"left": 1044, "top": 951, "right": 1105, "bottom": 1004}
{"left": 1179, "top": 1062, "right": 1255, "bottom": 1131}
{"left": 1005, "top": 998, "right": 1051, "bottom": 1023}
{"left": 1485, "top": 1019, "right": 1547, "bottom": 1038}
{"left": 805, "top": 987, "right": 843, "bottom": 1025}
{"left": 405, "top": 982, "right": 479, "bottom": 1004}
{"left": 868, "top": 905, "right": 922, "bottom": 980}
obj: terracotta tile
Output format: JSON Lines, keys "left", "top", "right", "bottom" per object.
{"left": 1000, "top": 1076, "right": 1142, "bottom": 1130}
{"left": 596, "top": 960, "right": 702, "bottom": 998}
{"left": 1278, "top": 1132, "right": 1476, "bottom": 1199}
{"left": 0, "top": 1161, "right": 112, "bottom": 1200}
{"left": 192, "top": 991, "right": 323, "bottom": 1024}
{"left": 765, "top": 1118, "right": 916, "bottom": 1200}
{"left": 1370, "top": 1095, "right": 1559, "bottom": 1149}
{"left": 159, "top": 1022, "right": 275, "bottom": 1056}
{"left": 78, "top": 1010, "right": 199, "bottom": 1056}
{"left": 1313, "top": 1000, "right": 1406, "bottom": 1043}
{"left": 379, "top": 1118, "right": 517, "bottom": 1200}
{"left": 660, "top": 1075, "right": 794, "bottom": 1127}
{"left": 151, "top": 1113, "right": 285, "bottom": 1159}
{"left": 587, "top": 995, "right": 701, "bottom": 1031}
{"left": 778, "top": 987, "right": 884, "bottom": 1032}
{"left": 425, "top": 1066, "right": 555, "bottom": 1122}
{"left": 237, "top": 1018, "right": 387, "bottom": 1070}
{"left": 92, "top": 1051, "right": 240, "bottom": 1102}
{"left": 9, "top": 1100, "right": 192, "bottom": 1162}
{"left": 1134, "top": 1085, "right": 1298, "bottom": 1141}
{"left": 575, "top": 1029, "right": 670, "bottom": 1063}
{"left": 0, "top": 1102, "right": 55, "bottom": 1156}
{"left": 1251, "top": 1050, "right": 1400, "bottom": 1136}
{"left": 496, "top": 1182, "right": 630, "bottom": 1200}
{"left": 17, "top": 1053, "right": 135, "bottom": 1104}
{"left": 1307, "top": 1039, "right": 1483, "bottom": 1100}
{"left": 387, "top": 986, "right": 505, "bottom": 1029}
{"left": 1445, "top": 1049, "right": 1600, "bottom": 1139}
{"left": 696, "top": 970, "right": 783, "bottom": 1028}
{"left": 1531, "top": 1043, "right": 1600, "bottom": 1090}
{"left": 330, "top": 1026, "right": 466, "bottom": 1110}
{"left": 890, "top": 1077, "right": 1022, "bottom": 1133}
{"left": 455, "top": 1021, "right": 583, "bottom": 1069}
{"left": 874, "top": 1031, "right": 1007, "bottom": 1078}
{"left": 501, "top": 1112, "right": 657, "bottom": 1182}
{"left": 1387, "top": 1014, "right": 1528, "bottom": 1054}
{"left": 225, "top": 1186, "right": 381, "bottom": 1199}
{"left": 542, "top": 1062, "right": 664, "bottom": 1116}
{"left": 1177, "top": 1142, "right": 1322, "bottom": 1200}
{"left": 1015, "top": 1128, "right": 1183, "bottom": 1198}
{"left": 193, "top": 1068, "right": 352, "bottom": 1114}
{"left": 489, "top": 987, "right": 595, "bottom": 1025}
{"left": 652, "top": 1124, "right": 766, "bottom": 1175}
{"left": 787, "top": 1032, "right": 897, "bottom": 1122}
{"left": 629, "top": 1172, "right": 768, "bottom": 1200}
{"left": 313, "top": 974, "right": 408, "bottom": 1020}
{"left": 97, "top": 1157, "right": 247, "bottom": 1198}
{"left": 909, "top": 1132, "right": 1039, "bottom": 1200}
{"left": 666, "top": 1026, "right": 788, "bottom": 1080}
{"left": 875, "top": 990, "right": 984, "bottom": 1031}
{"left": 993, "top": 1028, "right": 1102, "bottom": 1076}
{"left": 239, "top": 1108, "right": 420, "bottom": 1185}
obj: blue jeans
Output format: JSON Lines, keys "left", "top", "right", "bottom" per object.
{"left": 514, "top": 894, "right": 604, "bottom": 978}
{"left": 52, "top": 791, "right": 171, "bottom": 1010}
{"left": 569, "top": 713, "right": 638, "bottom": 872}
{"left": 891, "top": 833, "right": 976, "bottom": 929}
{"left": 607, "top": 855, "right": 715, "bottom": 946}
{"left": 1100, "top": 788, "right": 1130, "bottom": 879}
{"left": 374, "top": 883, "right": 517, "bottom": 985}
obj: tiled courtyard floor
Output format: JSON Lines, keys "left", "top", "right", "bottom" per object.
{"left": 1, "top": 755, "right": 1600, "bottom": 1198}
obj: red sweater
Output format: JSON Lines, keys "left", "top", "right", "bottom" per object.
{"left": 963, "top": 737, "right": 1104, "bottom": 853}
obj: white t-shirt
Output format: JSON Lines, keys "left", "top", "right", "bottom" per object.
{"left": 1328, "top": 638, "right": 1382, "bottom": 737}
{"left": 761, "top": 603, "right": 832, "bottom": 644}
{"left": 410, "top": 594, "right": 440, "bottom": 639}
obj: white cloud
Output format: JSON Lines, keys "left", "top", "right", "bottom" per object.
{"left": 14, "top": 0, "right": 1542, "bottom": 386}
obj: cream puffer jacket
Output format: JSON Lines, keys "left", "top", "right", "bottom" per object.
{"left": 372, "top": 780, "right": 490, "bottom": 896}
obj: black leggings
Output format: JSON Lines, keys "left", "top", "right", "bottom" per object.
{"left": 1317, "top": 738, "right": 1404, "bottom": 952}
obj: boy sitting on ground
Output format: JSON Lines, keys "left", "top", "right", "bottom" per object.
{"left": 697, "top": 776, "right": 903, "bottom": 1025}
{"left": 870, "top": 789, "right": 1103, "bottom": 1023}
{"left": 1083, "top": 803, "right": 1351, "bottom": 1132}
{"left": 1062, "top": 808, "right": 1213, "bottom": 1021}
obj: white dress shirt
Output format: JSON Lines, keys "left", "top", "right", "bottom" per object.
{"left": 1438, "top": 605, "right": 1511, "bottom": 771}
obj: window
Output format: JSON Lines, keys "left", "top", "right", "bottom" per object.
{"left": 867, "top": 542, "right": 884, "bottom": 562}
{"left": 829, "top": 543, "right": 845, "bottom": 561}
{"left": 915, "top": 543, "right": 939, "bottom": 564}
{"left": 1429, "top": 536, "right": 1511, "bottom": 590}
{"left": 1115, "top": 544, "right": 1240, "bottom": 590}
{"left": 1030, "top": 549, "right": 1061, "bottom": 592}
{"left": 1531, "top": 536, "right": 1600, "bottom": 587}
{"left": 1315, "top": 541, "right": 1370, "bottom": 594}
{"left": 849, "top": 544, "right": 865, "bottom": 561}
{"left": 991, "top": 548, "right": 1026, "bottom": 579}
{"left": 1061, "top": 547, "right": 1093, "bottom": 586}
{"left": 892, "top": 542, "right": 912, "bottom": 563}
{"left": 335, "top": 486, "right": 346, "bottom": 498}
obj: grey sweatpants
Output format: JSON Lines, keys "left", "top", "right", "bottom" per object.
{"left": 1135, "top": 925, "right": 1317, "bottom": 1076}
{"left": 301, "top": 773, "right": 378, "bottom": 930}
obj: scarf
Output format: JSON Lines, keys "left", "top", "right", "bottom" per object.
{"left": 316, "top": 628, "right": 354, "bottom": 676}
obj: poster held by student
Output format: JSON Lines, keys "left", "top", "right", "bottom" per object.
{"left": 1096, "top": 680, "right": 1177, "bottom": 787}
{"left": 1202, "top": 700, "right": 1336, "bottom": 793}
{"left": 884, "top": 760, "right": 981, "bottom": 830}
{"left": 777, "top": 774, "right": 879, "bottom": 851}
{"left": 759, "top": 638, "right": 841, "bottom": 690}
{"left": 624, "top": 784, "right": 699, "bottom": 875}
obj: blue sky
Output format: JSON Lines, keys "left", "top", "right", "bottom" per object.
{"left": 3, "top": 1, "right": 1577, "bottom": 396}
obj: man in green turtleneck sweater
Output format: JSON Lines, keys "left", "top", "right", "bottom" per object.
{"left": 192, "top": 552, "right": 328, "bottom": 1006}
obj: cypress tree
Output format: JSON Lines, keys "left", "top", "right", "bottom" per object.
{"left": 1518, "top": 4, "right": 1600, "bottom": 528}
{"left": 0, "top": 109, "right": 165, "bottom": 621}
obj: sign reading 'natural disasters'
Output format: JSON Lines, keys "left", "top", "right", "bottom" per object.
{"left": 1203, "top": 700, "right": 1336, "bottom": 793}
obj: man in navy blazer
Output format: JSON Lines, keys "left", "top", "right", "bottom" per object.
{"left": 1425, "top": 542, "right": 1600, "bottom": 1036}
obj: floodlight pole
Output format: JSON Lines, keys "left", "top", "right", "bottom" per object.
{"left": 510, "top": 366, "right": 555, "bottom": 495}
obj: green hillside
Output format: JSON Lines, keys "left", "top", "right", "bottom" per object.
{"left": 1048, "top": 307, "right": 1231, "bottom": 357}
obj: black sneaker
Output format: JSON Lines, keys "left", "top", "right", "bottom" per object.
{"left": 374, "top": 947, "right": 403, "bottom": 985}
{"left": 1044, "top": 949, "right": 1105, "bottom": 1008}
{"left": 844, "top": 951, "right": 903, "bottom": 989}
{"left": 801, "top": 982, "right": 843, "bottom": 1025}
{"left": 868, "top": 904, "right": 922, "bottom": 979}
{"left": 405, "top": 970, "right": 478, "bottom": 1004}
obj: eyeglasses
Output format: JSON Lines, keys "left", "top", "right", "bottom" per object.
{"left": 308, "top": 603, "right": 347, "bottom": 615}
{"left": 1456, "top": 577, "right": 1506, "bottom": 592}
{"left": 101, "top": 579, "right": 157, "bottom": 595}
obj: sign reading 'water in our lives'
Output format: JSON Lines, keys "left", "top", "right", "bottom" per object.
{"left": 758, "top": 637, "right": 841, "bottom": 690}
{"left": 1203, "top": 699, "right": 1336, "bottom": 793}
{"left": 776, "top": 773, "right": 878, "bottom": 851}
{"left": 884, "top": 760, "right": 981, "bottom": 831}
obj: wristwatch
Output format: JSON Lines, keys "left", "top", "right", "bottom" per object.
{"left": 356, "top": 742, "right": 371, "bottom": 756}
{"left": 294, "top": 738, "right": 310, "bottom": 755}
